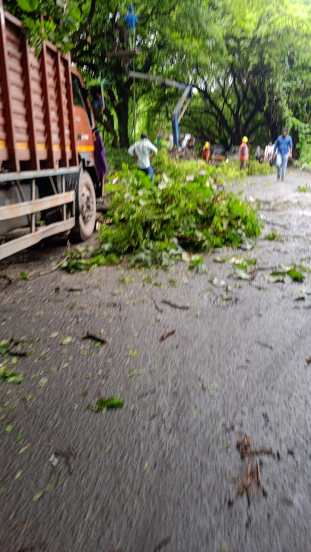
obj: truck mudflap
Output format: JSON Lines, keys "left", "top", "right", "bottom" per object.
{"left": 0, "top": 167, "right": 78, "bottom": 261}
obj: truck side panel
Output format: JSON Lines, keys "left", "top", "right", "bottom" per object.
{"left": 0, "top": 9, "right": 77, "bottom": 171}
{"left": 0, "top": 80, "right": 8, "bottom": 161}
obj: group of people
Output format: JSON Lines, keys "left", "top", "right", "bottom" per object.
{"left": 238, "top": 129, "right": 293, "bottom": 180}
{"left": 127, "top": 128, "right": 293, "bottom": 183}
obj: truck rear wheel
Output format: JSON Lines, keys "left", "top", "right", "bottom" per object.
{"left": 74, "top": 171, "right": 96, "bottom": 241}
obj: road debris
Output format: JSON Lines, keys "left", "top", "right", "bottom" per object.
{"left": 88, "top": 396, "right": 124, "bottom": 412}
{"left": 0, "top": 273, "right": 13, "bottom": 288}
{"left": 54, "top": 447, "right": 76, "bottom": 475}
{"left": 234, "top": 434, "right": 275, "bottom": 506}
{"left": 159, "top": 330, "right": 176, "bottom": 342}
{"left": 0, "top": 365, "right": 24, "bottom": 384}
{"left": 210, "top": 277, "right": 227, "bottom": 288}
{"left": 66, "top": 287, "right": 83, "bottom": 293}
{"left": 153, "top": 536, "right": 172, "bottom": 552}
{"left": 82, "top": 332, "right": 107, "bottom": 346}
{"left": 0, "top": 338, "right": 29, "bottom": 358}
{"left": 20, "top": 271, "right": 29, "bottom": 281}
{"left": 60, "top": 336, "right": 73, "bottom": 346}
{"left": 270, "top": 266, "right": 305, "bottom": 283}
{"left": 49, "top": 453, "right": 59, "bottom": 468}
{"left": 151, "top": 296, "right": 163, "bottom": 313}
{"left": 255, "top": 340, "right": 273, "bottom": 350}
{"left": 161, "top": 299, "right": 190, "bottom": 310}
{"left": 305, "top": 357, "right": 311, "bottom": 365}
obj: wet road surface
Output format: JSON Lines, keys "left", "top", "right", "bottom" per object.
{"left": 1, "top": 171, "right": 311, "bottom": 552}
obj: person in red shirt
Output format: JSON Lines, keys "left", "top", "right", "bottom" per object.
{"left": 239, "top": 136, "right": 249, "bottom": 170}
{"left": 202, "top": 141, "right": 211, "bottom": 162}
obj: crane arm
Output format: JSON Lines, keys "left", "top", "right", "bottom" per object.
{"left": 128, "top": 70, "right": 187, "bottom": 91}
{"left": 128, "top": 70, "right": 195, "bottom": 147}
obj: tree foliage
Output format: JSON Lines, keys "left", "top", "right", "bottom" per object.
{"left": 4, "top": 0, "right": 311, "bottom": 150}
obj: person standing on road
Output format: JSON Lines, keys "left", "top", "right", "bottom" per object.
{"left": 273, "top": 128, "right": 293, "bottom": 181}
{"left": 239, "top": 136, "right": 249, "bottom": 170}
{"left": 264, "top": 142, "right": 274, "bottom": 165}
{"left": 202, "top": 141, "right": 211, "bottom": 162}
{"left": 255, "top": 145, "right": 263, "bottom": 163}
{"left": 128, "top": 134, "right": 158, "bottom": 180}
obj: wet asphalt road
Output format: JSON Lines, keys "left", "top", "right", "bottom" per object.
{"left": 1, "top": 171, "right": 311, "bottom": 552}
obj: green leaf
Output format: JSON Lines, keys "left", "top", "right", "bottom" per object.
{"left": 287, "top": 268, "right": 305, "bottom": 283}
{"left": 32, "top": 490, "right": 44, "bottom": 502}
{"left": 5, "top": 423, "right": 14, "bottom": 433}
{"left": 0, "top": 365, "right": 23, "bottom": 384}
{"left": 16, "top": 0, "right": 38, "bottom": 13}
{"left": 89, "top": 396, "right": 124, "bottom": 412}
{"left": 61, "top": 336, "right": 72, "bottom": 345}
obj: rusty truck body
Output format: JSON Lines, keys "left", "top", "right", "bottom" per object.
{"left": 0, "top": 2, "right": 101, "bottom": 260}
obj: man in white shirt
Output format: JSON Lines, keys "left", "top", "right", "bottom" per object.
{"left": 128, "top": 134, "right": 158, "bottom": 180}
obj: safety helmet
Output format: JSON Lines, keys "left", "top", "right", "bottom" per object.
{"left": 204, "top": 142, "right": 210, "bottom": 149}
{"left": 242, "top": 136, "right": 248, "bottom": 143}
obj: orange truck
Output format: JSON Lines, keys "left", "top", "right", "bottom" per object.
{"left": 0, "top": 2, "right": 103, "bottom": 260}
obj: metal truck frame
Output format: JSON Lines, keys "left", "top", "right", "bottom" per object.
{"left": 0, "top": 2, "right": 100, "bottom": 260}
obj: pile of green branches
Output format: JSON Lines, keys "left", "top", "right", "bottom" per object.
{"left": 99, "top": 161, "right": 261, "bottom": 268}
{"left": 62, "top": 154, "right": 263, "bottom": 272}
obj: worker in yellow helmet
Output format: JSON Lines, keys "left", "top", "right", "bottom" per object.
{"left": 239, "top": 136, "right": 249, "bottom": 170}
{"left": 202, "top": 141, "right": 211, "bottom": 163}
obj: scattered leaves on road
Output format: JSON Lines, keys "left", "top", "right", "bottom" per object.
{"left": 33, "top": 490, "right": 45, "bottom": 503}
{"left": 38, "top": 377, "right": 48, "bottom": 388}
{"left": 82, "top": 332, "right": 107, "bottom": 346}
{"left": 270, "top": 265, "right": 305, "bottom": 283}
{"left": 5, "top": 423, "right": 14, "bottom": 433}
{"left": 159, "top": 330, "right": 176, "bottom": 343}
{"left": 128, "top": 368, "right": 143, "bottom": 379}
{"left": 161, "top": 299, "right": 190, "bottom": 310}
{"left": 0, "top": 365, "right": 24, "bottom": 384}
{"left": 129, "top": 349, "right": 139, "bottom": 358}
{"left": 19, "top": 444, "right": 31, "bottom": 454}
{"left": 234, "top": 268, "right": 252, "bottom": 281}
{"left": 61, "top": 336, "right": 73, "bottom": 345}
{"left": 297, "top": 184, "right": 311, "bottom": 193}
{"left": 20, "top": 271, "right": 29, "bottom": 281}
{"left": 188, "top": 255, "right": 206, "bottom": 273}
{"left": 265, "top": 230, "right": 282, "bottom": 241}
{"left": 88, "top": 397, "right": 124, "bottom": 412}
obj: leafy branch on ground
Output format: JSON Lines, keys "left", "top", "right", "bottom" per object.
{"left": 265, "top": 230, "right": 282, "bottom": 241}
{"left": 270, "top": 265, "right": 305, "bottom": 283}
{"left": 88, "top": 397, "right": 124, "bottom": 412}
{"left": 63, "top": 154, "right": 263, "bottom": 272}
{"left": 297, "top": 184, "right": 311, "bottom": 193}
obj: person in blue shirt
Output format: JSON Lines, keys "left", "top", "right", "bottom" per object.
{"left": 273, "top": 128, "right": 293, "bottom": 181}
{"left": 124, "top": 5, "right": 138, "bottom": 50}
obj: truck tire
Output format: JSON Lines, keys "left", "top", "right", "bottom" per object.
{"left": 73, "top": 171, "right": 96, "bottom": 241}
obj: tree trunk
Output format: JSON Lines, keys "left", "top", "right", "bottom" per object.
{"left": 116, "top": 92, "right": 130, "bottom": 148}
{"left": 103, "top": 109, "right": 118, "bottom": 147}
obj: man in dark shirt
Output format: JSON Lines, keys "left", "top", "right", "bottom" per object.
{"left": 273, "top": 128, "right": 293, "bottom": 181}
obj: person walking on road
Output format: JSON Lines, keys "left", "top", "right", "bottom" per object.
{"left": 239, "top": 136, "right": 249, "bottom": 170}
{"left": 273, "top": 128, "right": 293, "bottom": 181}
{"left": 128, "top": 134, "right": 158, "bottom": 180}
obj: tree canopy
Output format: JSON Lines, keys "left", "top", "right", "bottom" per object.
{"left": 4, "top": 0, "right": 311, "bottom": 152}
